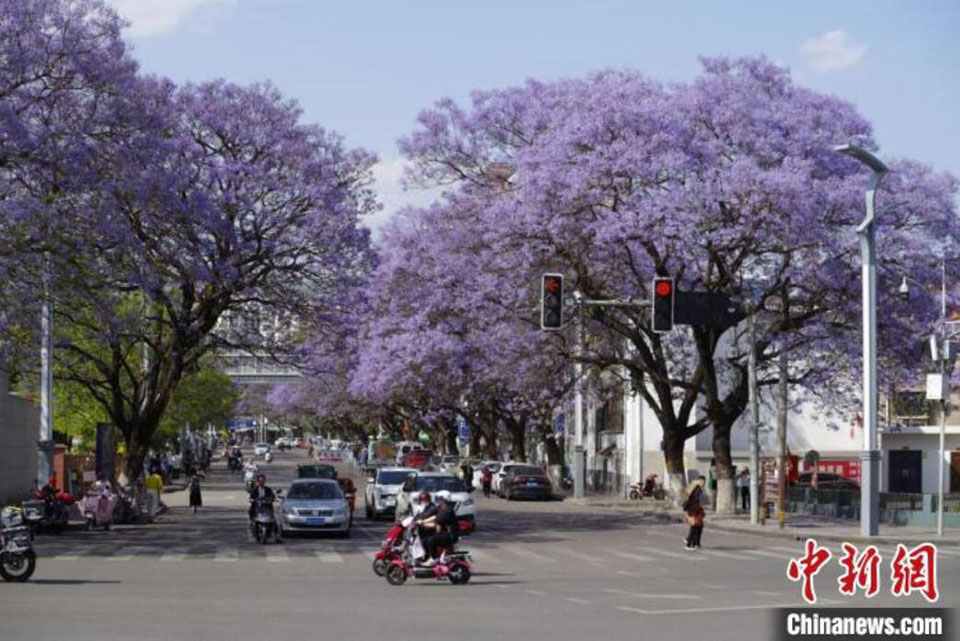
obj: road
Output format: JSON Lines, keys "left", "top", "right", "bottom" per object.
{"left": 2, "top": 449, "right": 956, "bottom": 641}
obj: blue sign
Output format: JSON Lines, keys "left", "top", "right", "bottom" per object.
{"left": 554, "top": 413, "right": 565, "bottom": 435}
{"left": 226, "top": 418, "right": 257, "bottom": 430}
{"left": 458, "top": 417, "right": 469, "bottom": 443}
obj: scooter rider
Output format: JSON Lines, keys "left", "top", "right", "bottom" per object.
{"left": 419, "top": 494, "right": 458, "bottom": 566}
{"left": 248, "top": 473, "right": 276, "bottom": 521}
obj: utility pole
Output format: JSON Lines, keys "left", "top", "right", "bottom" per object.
{"left": 748, "top": 314, "right": 760, "bottom": 525}
{"left": 777, "top": 350, "right": 788, "bottom": 530}
{"left": 38, "top": 259, "right": 54, "bottom": 487}
{"left": 573, "top": 295, "right": 585, "bottom": 500}
{"left": 938, "top": 258, "right": 948, "bottom": 537}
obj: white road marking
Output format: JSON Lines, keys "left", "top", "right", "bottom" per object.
{"left": 214, "top": 547, "right": 239, "bottom": 562}
{"left": 770, "top": 546, "right": 803, "bottom": 555}
{"left": 604, "top": 588, "right": 700, "bottom": 600}
{"left": 108, "top": 548, "right": 136, "bottom": 561}
{"left": 160, "top": 549, "right": 187, "bottom": 562}
{"left": 550, "top": 546, "right": 605, "bottom": 564}
{"left": 696, "top": 549, "right": 754, "bottom": 561}
{"left": 52, "top": 554, "right": 79, "bottom": 561}
{"left": 525, "top": 589, "right": 546, "bottom": 596}
{"left": 316, "top": 551, "right": 343, "bottom": 563}
{"left": 266, "top": 548, "right": 290, "bottom": 562}
{"left": 751, "top": 590, "right": 784, "bottom": 597}
{"left": 505, "top": 547, "right": 553, "bottom": 562}
{"left": 607, "top": 550, "right": 654, "bottom": 563}
{"left": 698, "top": 582, "right": 726, "bottom": 590}
{"left": 566, "top": 597, "right": 592, "bottom": 604}
{"left": 639, "top": 548, "right": 689, "bottom": 560}
{"left": 617, "top": 598, "right": 842, "bottom": 616}
{"left": 742, "top": 549, "right": 792, "bottom": 560}
{"left": 934, "top": 548, "right": 960, "bottom": 558}
{"left": 464, "top": 548, "right": 497, "bottom": 562}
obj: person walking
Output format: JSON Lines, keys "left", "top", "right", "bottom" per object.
{"left": 683, "top": 477, "right": 706, "bottom": 550}
{"left": 189, "top": 471, "right": 204, "bottom": 513}
{"left": 459, "top": 459, "right": 474, "bottom": 492}
{"left": 480, "top": 466, "right": 493, "bottom": 498}
{"left": 736, "top": 468, "right": 750, "bottom": 513}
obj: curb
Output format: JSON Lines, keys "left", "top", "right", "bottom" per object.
{"left": 708, "top": 520, "right": 960, "bottom": 547}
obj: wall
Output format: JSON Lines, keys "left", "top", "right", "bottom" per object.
{"left": 0, "top": 371, "right": 39, "bottom": 505}
{"left": 881, "top": 430, "right": 960, "bottom": 494}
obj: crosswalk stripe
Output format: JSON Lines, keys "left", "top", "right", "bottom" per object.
{"left": 566, "top": 597, "right": 592, "bottom": 605}
{"left": 266, "top": 548, "right": 290, "bottom": 562}
{"left": 604, "top": 588, "right": 701, "bottom": 600}
{"left": 642, "top": 548, "right": 690, "bottom": 559}
{"left": 550, "top": 546, "right": 605, "bottom": 564}
{"left": 160, "top": 549, "right": 187, "bottom": 562}
{"left": 316, "top": 551, "right": 343, "bottom": 563}
{"left": 743, "top": 549, "right": 791, "bottom": 560}
{"left": 52, "top": 554, "right": 80, "bottom": 561}
{"left": 696, "top": 549, "right": 754, "bottom": 561}
{"left": 215, "top": 547, "right": 239, "bottom": 562}
{"left": 463, "top": 548, "right": 495, "bottom": 561}
{"left": 607, "top": 550, "right": 654, "bottom": 563}
{"left": 505, "top": 547, "right": 553, "bottom": 562}
{"left": 770, "top": 546, "right": 802, "bottom": 555}
{"left": 108, "top": 547, "right": 140, "bottom": 561}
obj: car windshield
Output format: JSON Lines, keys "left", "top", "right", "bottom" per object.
{"left": 287, "top": 483, "right": 343, "bottom": 500}
{"left": 378, "top": 471, "right": 411, "bottom": 485}
{"left": 511, "top": 466, "right": 545, "bottom": 476}
{"left": 415, "top": 476, "right": 465, "bottom": 492}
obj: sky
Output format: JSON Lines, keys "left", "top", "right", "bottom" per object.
{"left": 105, "top": 0, "right": 960, "bottom": 230}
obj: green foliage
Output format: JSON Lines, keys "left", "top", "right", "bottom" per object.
{"left": 156, "top": 368, "right": 240, "bottom": 445}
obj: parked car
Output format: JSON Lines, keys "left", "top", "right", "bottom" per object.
{"left": 500, "top": 465, "right": 553, "bottom": 500}
{"left": 493, "top": 462, "right": 523, "bottom": 496}
{"left": 364, "top": 467, "right": 417, "bottom": 520}
{"left": 438, "top": 455, "right": 461, "bottom": 473}
{"left": 253, "top": 442, "right": 270, "bottom": 457}
{"left": 404, "top": 472, "right": 475, "bottom": 524}
{"left": 278, "top": 479, "right": 350, "bottom": 537}
{"left": 794, "top": 471, "right": 859, "bottom": 490}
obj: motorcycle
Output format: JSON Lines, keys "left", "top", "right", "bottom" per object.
{"left": 628, "top": 474, "right": 665, "bottom": 500}
{"left": 243, "top": 467, "right": 258, "bottom": 492}
{"left": 372, "top": 518, "right": 473, "bottom": 576}
{"left": 112, "top": 485, "right": 149, "bottom": 524}
{"left": 228, "top": 455, "right": 243, "bottom": 473}
{"left": 81, "top": 489, "right": 118, "bottom": 530}
{"left": 382, "top": 518, "right": 472, "bottom": 586}
{"left": 264, "top": 451, "right": 273, "bottom": 463}
{"left": 22, "top": 485, "right": 71, "bottom": 535}
{"left": 0, "top": 508, "right": 36, "bottom": 582}
{"left": 249, "top": 497, "right": 280, "bottom": 545}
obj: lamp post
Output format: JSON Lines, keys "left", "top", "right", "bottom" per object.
{"left": 835, "top": 143, "right": 888, "bottom": 537}
{"left": 572, "top": 290, "right": 585, "bottom": 500}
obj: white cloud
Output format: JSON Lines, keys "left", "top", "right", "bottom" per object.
{"left": 364, "top": 156, "right": 441, "bottom": 234}
{"left": 800, "top": 30, "right": 867, "bottom": 72}
{"left": 105, "top": 0, "right": 235, "bottom": 37}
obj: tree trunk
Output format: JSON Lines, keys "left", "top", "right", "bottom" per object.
{"left": 542, "top": 435, "right": 563, "bottom": 465}
{"left": 662, "top": 429, "right": 687, "bottom": 505}
{"left": 123, "top": 427, "right": 151, "bottom": 484}
{"left": 506, "top": 418, "right": 527, "bottom": 462}
{"left": 712, "top": 425, "right": 736, "bottom": 515}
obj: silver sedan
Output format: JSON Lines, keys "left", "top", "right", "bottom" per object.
{"left": 278, "top": 479, "right": 351, "bottom": 537}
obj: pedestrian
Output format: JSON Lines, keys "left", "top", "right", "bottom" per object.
{"left": 481, "top": 466, "right": 493, "bottom": 498}
{"left": 683, "top": 476, "right": 706, "bottom": 550}
{"left": 189, "top": 471, "right": 204, "bottom": 513}
{"left": 460, "top": 459, "right": 474, "bottom": 492}
{"left": 145, "top": 468, "right": 164, "bottom": 516}
{"left": 736, "top": 468, "right": 750, "bottom": 512}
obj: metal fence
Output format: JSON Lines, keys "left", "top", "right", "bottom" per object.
{"left": 930, "top": 494, "right": 960, "bottom": 513}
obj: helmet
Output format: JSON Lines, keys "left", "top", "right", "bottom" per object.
{"left": 434, "top": 490, "right": 452, "bottom": 504}
{"left": 418, "top": 491, "right": 431, "bottom": 502}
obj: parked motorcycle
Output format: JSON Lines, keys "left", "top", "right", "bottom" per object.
{"left": 82, "top": 489, "right": 118, "bottom": 530}
{"left": 628, "top": 474, "right": 665, "bottom": 500}
{"left": 383, "top": 519, "right": 471, "bottom": 586}
{"left": 249, "top": 497, "right": 280, "bottom": 545}
{"left": 0, "top": 508, "right": 36, "bottom": 582}
{"left": 112, "top": 485, "right": 149, "bottom": 524}
{"left": 22, "top": 485, "right": 70, "bottom": 535}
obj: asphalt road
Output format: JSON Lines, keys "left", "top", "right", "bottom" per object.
{"left": 1, "top": 449, "right": 956, "bottom": 641}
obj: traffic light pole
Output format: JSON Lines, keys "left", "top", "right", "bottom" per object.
{"left": 748, "top": 314, "right": 760, "bottom": 525}
{"left": 573, "top": 298, "right": 585, "bottom": 500}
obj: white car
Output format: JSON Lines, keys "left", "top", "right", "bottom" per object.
{"left": 364, "top": 467, "right": 417, "bottom": 520}
{"left": 494, "top": 462, "right": 523, "bottom": 497}
{"left": 404, "top": 472, "right": 475, "bottom": 523}
{"left": 438, "top": 455, "right": 461, "bottom": 473}
{"left": 473, "top": 461, "right": 501, "bottom": 489}
{"left": 253, "top": 442, "right": 270, "bottom": 457}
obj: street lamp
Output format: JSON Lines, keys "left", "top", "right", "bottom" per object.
{"left": 900, "top": 259, "right": 955, "bottom": 537}
{"left": 835, "top": 143, "right": 889, "bottom": 537}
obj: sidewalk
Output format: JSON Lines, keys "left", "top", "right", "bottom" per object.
{"left": 572, "top": 494, "right": 960, "bottom": 546}
{"left": 710, "top": 513, "right": 960, "bottom": 546}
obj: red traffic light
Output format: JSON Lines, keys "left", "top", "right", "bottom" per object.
{"left": 544, "top": 277, "right": 561, "bottom": 293}
{"left": 655, "top": 280, "right": 673, "bottom": 297}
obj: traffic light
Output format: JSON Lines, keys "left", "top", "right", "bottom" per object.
{"left": 651, "top": 277, "right": 674, "bottom": 333}
{"left": 541, "top": 274, "right": 564, "bottom": 330}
